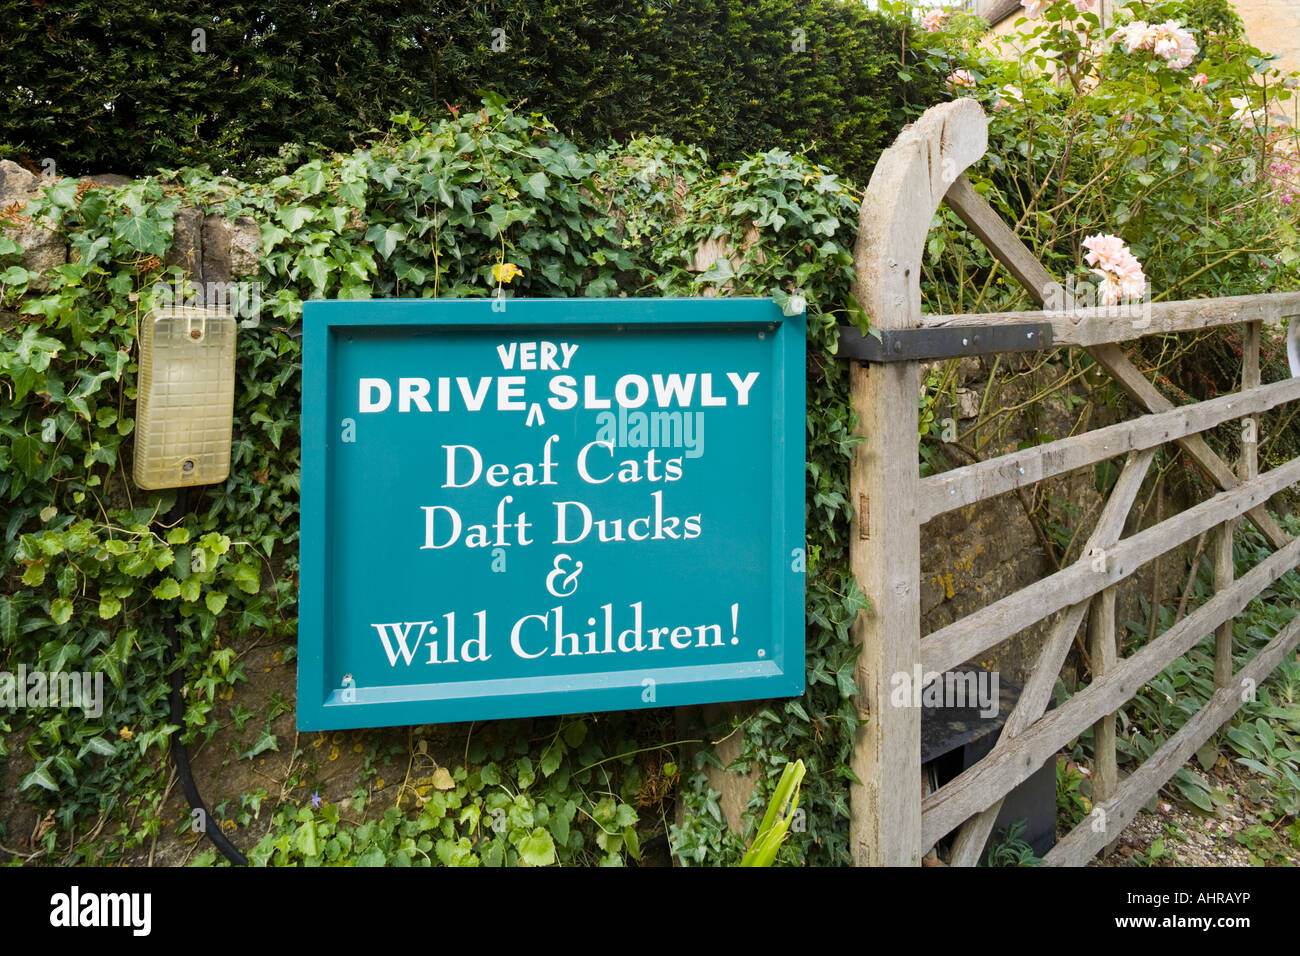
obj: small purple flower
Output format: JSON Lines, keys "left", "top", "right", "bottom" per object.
{"left": 310, "top": 791, "right": 322, "bottom": 809}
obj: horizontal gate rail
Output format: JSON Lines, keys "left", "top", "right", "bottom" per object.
{"left": 921, "top": 290, "right": 1300, "bottom": 348}
{"left": 1044, "top": 609, "right": 1300, "bottom": 864}
{"left": 918, "top": 375, "right": 1300, "bottom": 522}
{"left": 921, "top": 535, "right": 1300, "bottom": 848}
{"left": 922, "top": 455, "right": 1300, "bottom": 676}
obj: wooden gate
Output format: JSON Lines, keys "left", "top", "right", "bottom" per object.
{"left": 844, "top": 100, "right": 1300, "bottom": 866}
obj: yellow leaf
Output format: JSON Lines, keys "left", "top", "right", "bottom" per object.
{"left": 492, "top": 262, "right": 523, "bottom": 284}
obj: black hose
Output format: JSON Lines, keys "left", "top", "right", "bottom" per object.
{"left": 165, "top": 487, "right": 248, "bottom": 866}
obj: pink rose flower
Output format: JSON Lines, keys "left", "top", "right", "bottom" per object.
{"left": 946, "top": 69, "right": 976, "bottom": 91}
{"left": 922, "top": 9, "right": 948, "bottom": 32}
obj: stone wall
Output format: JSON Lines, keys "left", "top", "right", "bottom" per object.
{"left": 0, "top": 160, "right": 259, "bottom": 307}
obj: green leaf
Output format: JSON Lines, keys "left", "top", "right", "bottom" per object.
{"left": 562, "top": 720, "right": 587, "bottom": 748}
{"left": 205, "top": 592, "right": 228, "bottom": 615}
{"left": 0, "top": 597, "right": 16, "bottom": 644}
{"left": 517, "top": 828, "right": 556, "bottom": 866}
{"left": 539, "top": 744, "right": 563, "bottom": 778}
{"left": 365, "top": 223, "right": 407, "bottom": 259}
{"left": 233, "top": 560, "right": 261, "bottom": 594}
{"left": 152, "top": 578, "right": 182, "bottom": 600}
{"left": 293, "top": 819, "right": 319, "bottom": 858}
{"left": 50, "top": 598, "right": 73, "bottom": 625}
{"left": 278, "top": 205, "right": 315, "bottom": 232}
{"left": 80, "top": 737, "right": 117, "bottom": 758}
{"left": 180, "top": 577, "right": 202, "bottom": 602}
{"left": 98, "top": 594, "right": 122, "bottom": 619}
{"left": 114, "top": 215, "right": 167, "bottom": 256}
{"left": 298, "top": 255, "right": 329, "bottom": 291}
{"left": 523, "top": 172, "right": 551, "bottom": 199}
{"left": 21, "top": 767, "right": 59, "bottom": 792}
{"left": 338, "top": 182, "right": 367, "bottom": 208}
{"left": 239, "top": 728, "right": 280, "bottom": 760}
{"left": 10, "top": 435, "right": 41, "bottom": 477}
{"left": 613, "top": 803, "right": 638, "bottom": 828}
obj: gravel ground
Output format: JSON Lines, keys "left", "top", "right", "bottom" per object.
{"left": 1095, "top": 755, "right": 1299, "bottom": 867}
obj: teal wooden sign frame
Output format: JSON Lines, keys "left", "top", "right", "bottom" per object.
{"left": 298, "top": 297, "right": 805, "bottom": 730}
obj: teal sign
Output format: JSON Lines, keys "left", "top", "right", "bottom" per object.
{"left": 298, "top": 297, "right": 805, "bottom": 730}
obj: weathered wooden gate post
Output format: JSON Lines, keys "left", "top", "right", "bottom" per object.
{"left": 848, "top": 100, "right": 987, "bottom": 866}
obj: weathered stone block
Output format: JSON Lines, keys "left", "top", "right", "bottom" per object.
{"left": 229, "top": 215, "right": 260, "bottom": 278}
{"left": 201, "top": 213, "right": 233, "bottom": 283}
{"left": 165, "top": 206, "right": 204, "bottom": 279}
{"left": 0, "top": 160, "right": 67, "bottom": 289}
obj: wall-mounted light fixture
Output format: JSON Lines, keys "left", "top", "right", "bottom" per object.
{"left": 133, "top": 306, "right": 236, "bottom": 490}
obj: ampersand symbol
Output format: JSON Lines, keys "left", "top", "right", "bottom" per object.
{"left": 546, "top": 553, "right": 583, "bottom": 598}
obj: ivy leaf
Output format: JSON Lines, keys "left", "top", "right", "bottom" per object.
{"left": 613, "top": 803, "right": 638, "bottom": 827}
{"left": 298, "top": 254, "right": 329, "bottom": 291}
{"left": 293, "top": 819, "right": 318, "bottom": 858}
{"left": 278, "top": 205, "right": 315, "bottom": 232}
{"left": 79, "top": 737, "right": 117, "bottom": 758}
{"left": 299, "top": 166, "right": 327, "bottom": 195}
{"left": 20, "top": 766, "right": 59, "bottom": 792}
{"left": 562, "top": 720, "right": 588, "bottom": 748}
{"left": 10, "top": 435, "right": 41, "bottom": 476}
{"left": 523, "top": 172, "right": 550, "bottom": 200}
{"left": 338, "top": 181, "right": 367, "bottom": 208}
{"left": 239, "top": 728, "right": 279, "bottom": 760}
{"left": 365, "top": 223, "right": 407, "bottom": 259}
{"left": 114, "top": 215, "right": 166, "bottom": 255}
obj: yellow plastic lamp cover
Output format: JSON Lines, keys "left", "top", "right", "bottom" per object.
{"left": 133, "top": 306, "right": 236, "bottom": 490}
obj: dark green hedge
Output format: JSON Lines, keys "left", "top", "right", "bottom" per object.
{"left": 0, "top": 0, "right": 938, "bottom": 181}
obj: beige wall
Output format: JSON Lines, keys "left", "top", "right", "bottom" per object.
{"left": 1233, "top": 0, "right": 1300, "bottom": 75}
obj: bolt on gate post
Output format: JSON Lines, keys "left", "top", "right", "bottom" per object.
{"left": 846, "top": 100, "right": 988, "bottom": 866}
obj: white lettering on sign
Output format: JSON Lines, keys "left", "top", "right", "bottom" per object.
{"left": 355, "top": 342, "right": 759, "bottom": 414}
{"left": 495, "top": 341, "right": 579, "bottom": 370}
{"left": 370, "top": 602, "right": 741, "bottom": 666}
{"left": 353, "top": 337, "right": 777, "bottom": 687}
